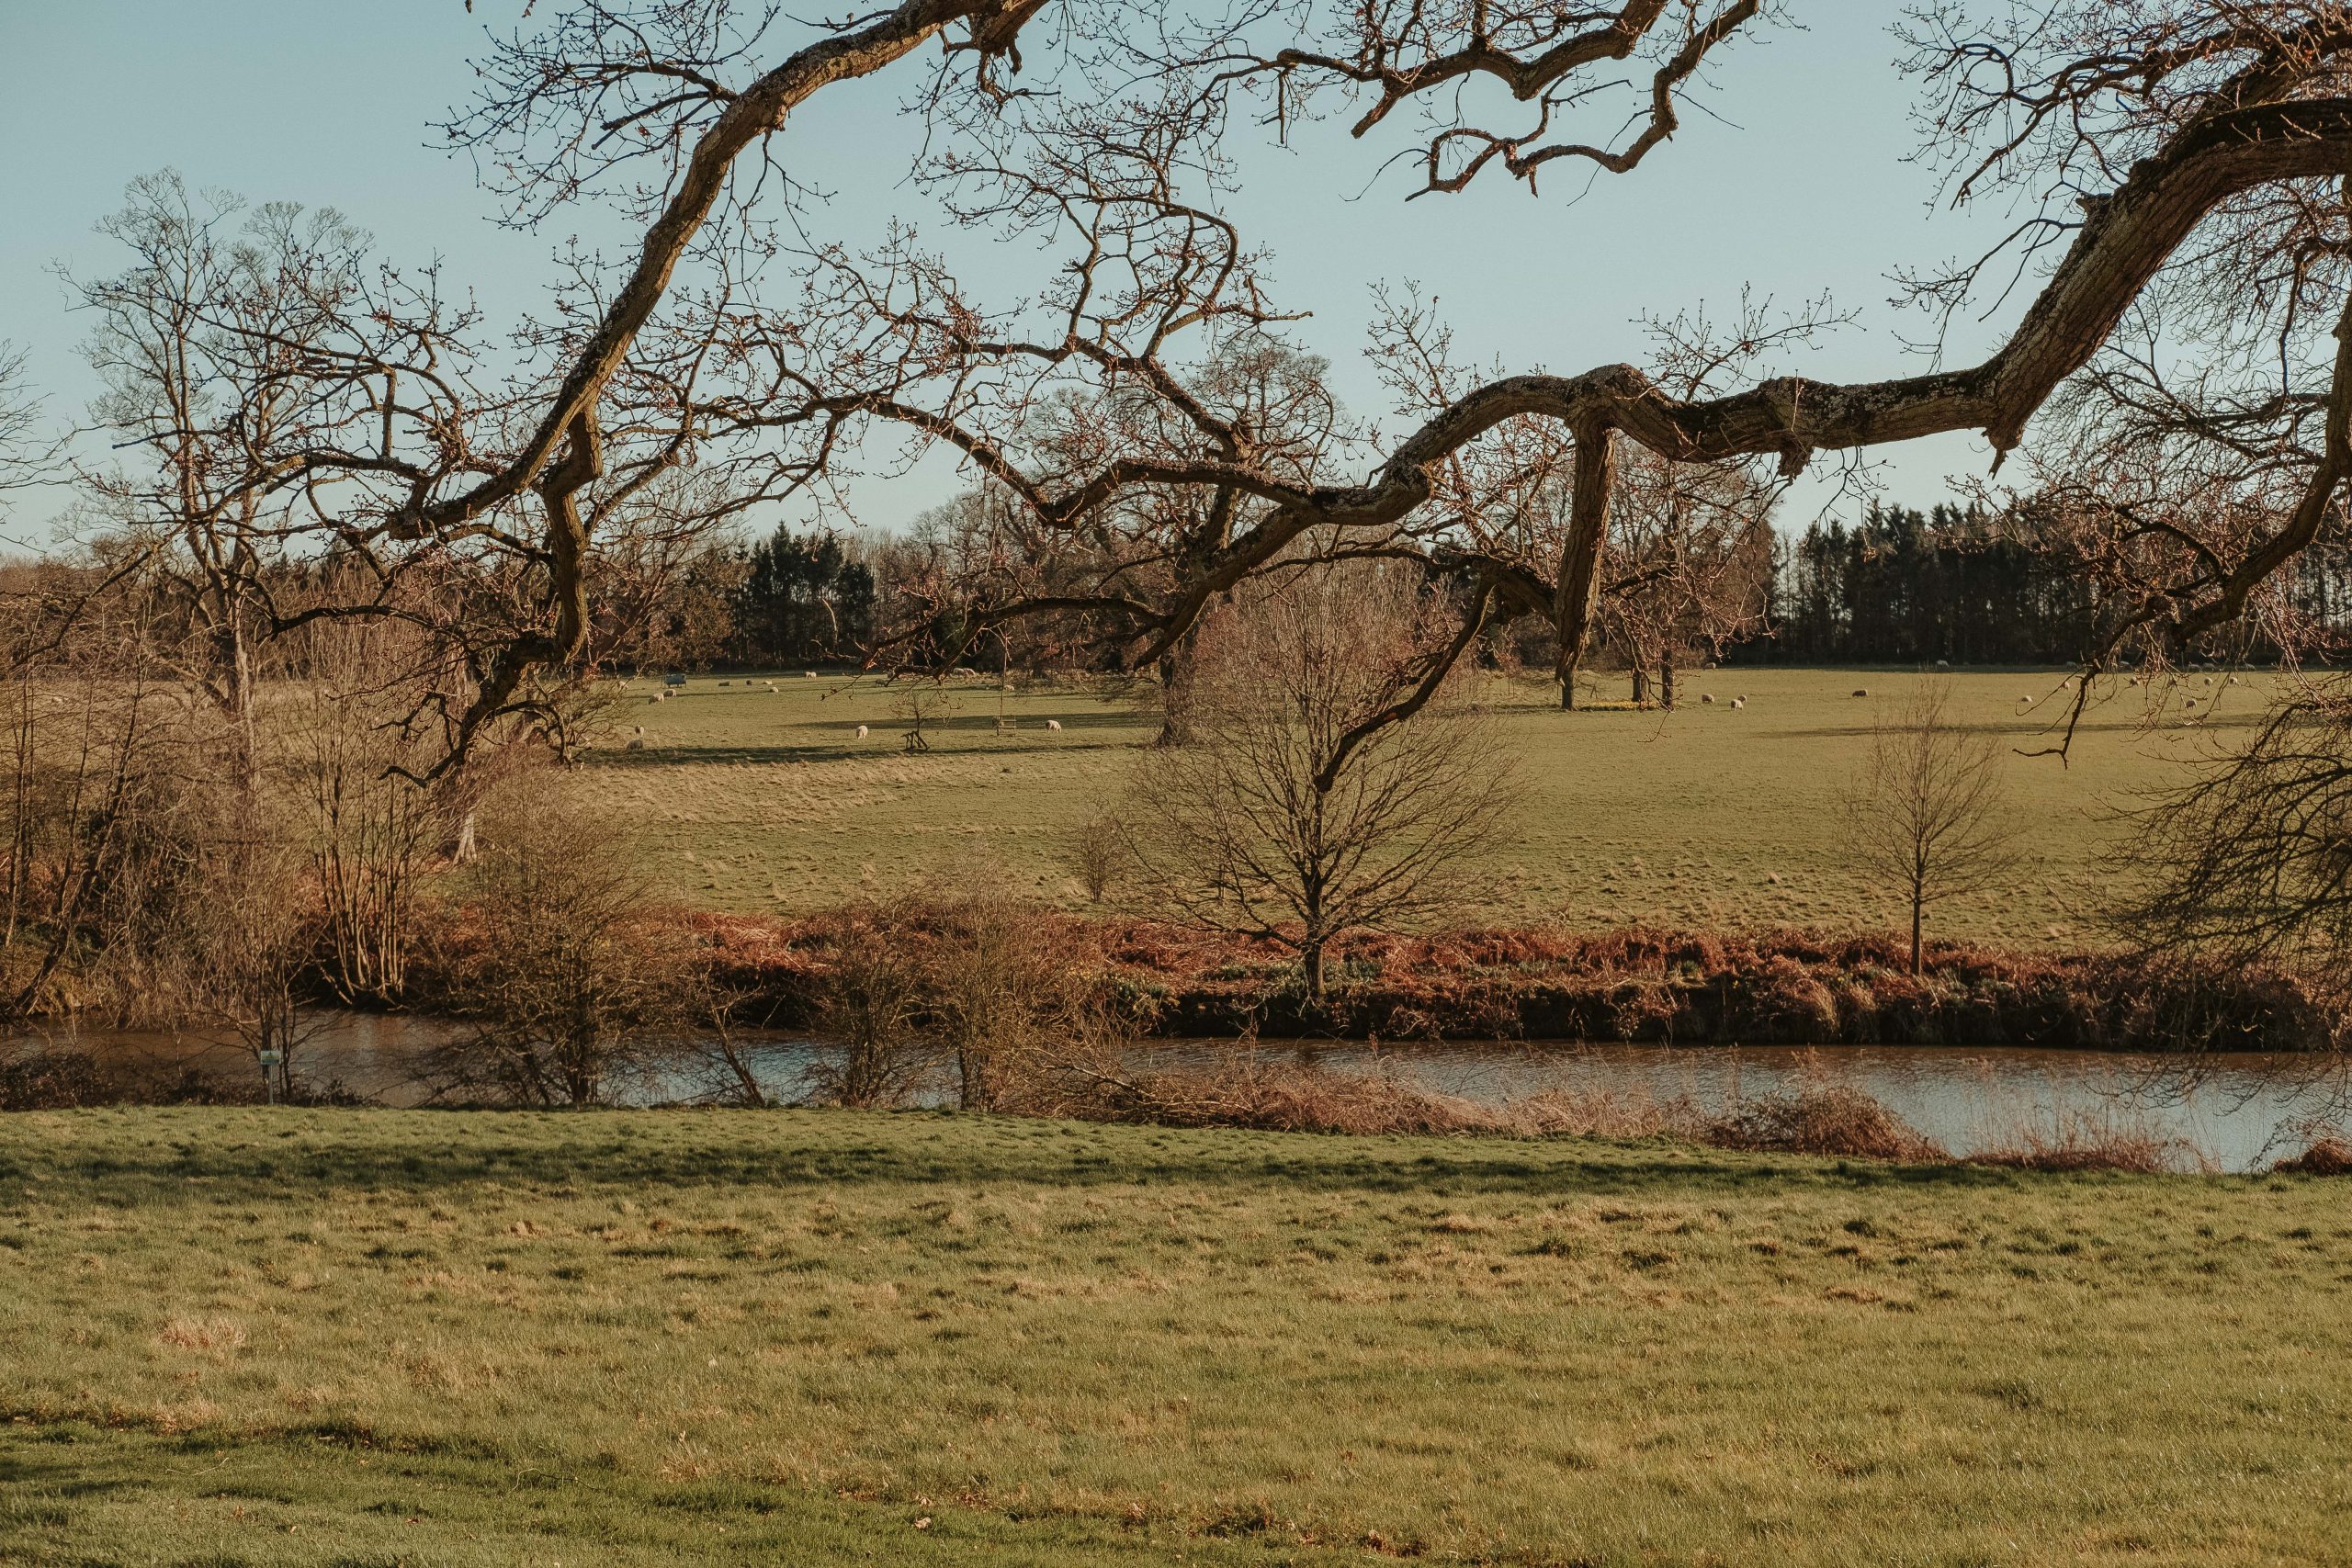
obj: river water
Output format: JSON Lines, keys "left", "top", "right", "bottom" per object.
{"left": 10, "top": 1013, "right": 2345, "bottom": 1172}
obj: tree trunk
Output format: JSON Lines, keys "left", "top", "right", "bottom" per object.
{"left": 1658, "top": 660, "right": 1676, "bottom": 711}
{"left": 1909, "top": 897, "right": 1924, "bottom": 976}
{"left": 1302, "top": 941, "right": 1326, "bottom": 1006}
{"left": 1558, "top": 650, "right": 1581, "bottom": 710}
{"left": 1632, "top": 667, "right": 1650, "bottom": 706}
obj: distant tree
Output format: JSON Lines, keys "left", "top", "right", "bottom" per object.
{"left": 1124, "top": 565, "right": 1510, "bottom": 1004}
{"left": 1843, "top": 680, "right": 2020, "bottom": 975}
{"left": 1594, "top": 446, "right": 1775, "bottom": 707}
{"left": 0, "top": 341, "right": 53, "bottom": 513}
{"left": 891, "top": 682, "right": 959, "bottom": 753}
{"left": 735, "top": 525, "right": 874, "bottom": 664}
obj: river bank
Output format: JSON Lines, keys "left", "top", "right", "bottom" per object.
{"left": 686, "top": 914, "right": 2338, "bottom": 1053}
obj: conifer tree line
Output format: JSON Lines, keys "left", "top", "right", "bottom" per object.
{"left": 1735, "top": 503, "right": 2352, "bottom": 667}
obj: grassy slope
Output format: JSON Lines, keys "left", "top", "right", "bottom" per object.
{"left": 582, "top": 667, "right": 2279, "bottom": 946}
{"left": 4, "top": 1109, "right": 2348, "bottom": 1565}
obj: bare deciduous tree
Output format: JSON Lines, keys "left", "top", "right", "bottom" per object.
{"left": 1124, "top": 563, "right": 1510, "bottom": 1002}
{"left": 0, "top": 342, "right": 56, "bottom": 514}
{"left": 2120, "top": 675, "right": 2352, "bottom": 1002}
{"left": 1843, "top": 679, "right": 2020, "bottom": 975}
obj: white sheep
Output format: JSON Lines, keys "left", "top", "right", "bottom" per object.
{"left": 1700, "top": 694, "right": 1714, "bottom": 704}
{"left": 1046, "top": 718, "right": 1063, "bottom": 731}
{"left": 854, "top": 724, "right": 869, "bottom": 740}
{"left": 1730, "top": 696, "right": 1745, "bottom": 709}
{"left": 632, "top": 725, "right": 644, "bottom": 736}
{"left": 1851, "top": 688, "right": 1870, "bottom": 698}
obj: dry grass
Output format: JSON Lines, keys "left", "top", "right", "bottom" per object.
{"left": 1966, "top": 1109, "right": 2211, "bottom": 1174}
{"left": 2272, "top": 1134, "right": 2352, "bottom": 1174}
{"left": 1702, "top": 1083, "right": 1948, "bottom": 1162}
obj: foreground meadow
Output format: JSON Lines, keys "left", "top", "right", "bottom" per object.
{"left": 3, "top": 1108, "right": 2346, "bottom": 1565}
{"left": 584, "top": 666, "right": 2281, "bottom": 946}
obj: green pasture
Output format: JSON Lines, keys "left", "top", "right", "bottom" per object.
{"left": 3, "top": 1109, "right": 2346, "bottom": 1566}
{"left": 581, "top": 665, "right": 2290, "bottom": 946}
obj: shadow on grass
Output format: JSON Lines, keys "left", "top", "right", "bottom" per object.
{"left": 0, "top": 1107, "right": 2057, "bottom": 1203}
{"left": 0, "top": 1421, "right": 1313, "bottom": 1567}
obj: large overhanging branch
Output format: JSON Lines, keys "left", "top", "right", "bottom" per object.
{"left": 893, "top": 97, "right": 2352, "bottom": 671}
{"left": 401, "top": 0, "right": 1040, "bottom": 547}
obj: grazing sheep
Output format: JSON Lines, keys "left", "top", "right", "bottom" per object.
{"left": 2184, "top": 697, "right": 2198, "bottom": 709}
{"left": 854, "top": 724, "right": 869, "bottom": 740}
{"left": 2202, "top": 675, "right": 2213, "bottom": 686}
{"left": 805, "top": 671, "right": 819, "bottom": 679}
{"left": 718, "top": 680, "right": 730, "bottom": 686}
{"left": 1851, "top": 688, "right": 1870, "bottom": 698}
{"left": 2229, "top": 674, "right": 2242, "bottom": 685}
{"left": 632, "top": 726, "right": 644, "bottom": 736}
{"left": 1046, "top": 718, "right": 1063, "bottom": 731}
{"left": 1700, "top": 693, "right": 1714, "bottom": 704}
{"left": 1730, "top": 696, "right": 1745, "bottom": 709}
{"left": 1935, "top": 659, "right": 1951, "bottom": 669}
{"left": 625, "top": 738, "right": 645, "bottom": 751}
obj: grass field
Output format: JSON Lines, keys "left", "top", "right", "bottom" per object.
{"left": 580, "top": 665, "right": 2288, "bottom": 946}
{"left": 4, "top": 1108, "right": 2349, "bottom": 1565}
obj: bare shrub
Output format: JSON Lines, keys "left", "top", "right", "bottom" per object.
{"left": 805, "top": 902, "right": 933, "bottom": 1110}
{"left": 1844, "top": 678, "right": 2020, "bottom": 974}
{"left": 892, "top": 683, "right": 958, "bottom": 754}
{"left": 2274, "top": 1133, "right": 2352, "bottom": 1176}
{"left": 1702, "top": 1084, "right": 1948, "bottom": 1163}
{"left": 285, "top": 615, "right": 453, "bottom": 1005}
{"left": 922, "top": 892, "right": 1080, "bottom": 1111}
{"left": 1065, "top": 813, "right": 1125, "bottom": 905}
{"left": 0, "top": 1045, "right": 117, "bottom": 1110}
{"left": 181, "top": 816, "right": 320, "bottom": 1100}
{"left": 437, "top": 767, "right": 691, "bottom": 1105}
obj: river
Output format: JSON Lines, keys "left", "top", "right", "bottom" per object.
{"left": 9, "top": 1012, "right": 2344, "bottom": 1172}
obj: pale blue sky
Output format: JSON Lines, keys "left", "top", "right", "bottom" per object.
{"left": 0, "top": 2, "right": 2024, "bottom": 547}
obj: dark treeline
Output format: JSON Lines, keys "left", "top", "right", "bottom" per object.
{"left": 632, "top": 525, "right": 881, "bottom": 671}
{"left": 1734, "top": 502, "right": 2352, "bottom": 665}
{"left": 734, "top": 529, "right": 876, "bottom": 666}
